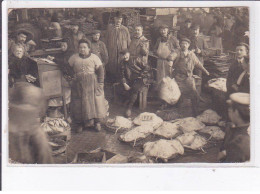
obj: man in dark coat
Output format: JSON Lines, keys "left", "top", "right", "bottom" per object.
{"left": 226, "top": 42, "right": 250, "bottom": 97}
{"left": 218, "top": 92, "right": 250, "bottom": 163}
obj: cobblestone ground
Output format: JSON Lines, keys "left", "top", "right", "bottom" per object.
{"left": 53, "top": 84, "right": 222, "bottom": 164}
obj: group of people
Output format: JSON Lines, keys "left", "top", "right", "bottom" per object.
{"left": 8, "top": 9, "right": 250, "bottom": 163}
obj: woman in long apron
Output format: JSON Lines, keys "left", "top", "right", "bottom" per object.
{"left": 69, "top": 39, "right": 108, "bottom": 133}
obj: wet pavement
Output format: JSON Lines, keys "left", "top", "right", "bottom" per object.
{"left": 53, "top": 84, "right": 223, "bottom": 164}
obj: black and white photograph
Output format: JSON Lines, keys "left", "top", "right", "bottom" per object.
{"left": 5, "top": 5, "right": 251, "bottom": 165}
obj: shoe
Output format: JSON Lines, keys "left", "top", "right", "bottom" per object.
{"left": 95, "top": 122, "right": 102, "bottom": 132}
{"left": 125, "top": 108, "right": 132, "bottom": 117}
{"left": 75, "top": 126, "right": 83, "bottom": 133}
{"left": 85, "top": 119, "right": 94, "bottom": 128}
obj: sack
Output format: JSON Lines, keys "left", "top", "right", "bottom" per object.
{"left": 159, "top": 77, "right": 181, "bottom": 105}
{"left": 133, "top": 112, "right": 163, "bottom": 130}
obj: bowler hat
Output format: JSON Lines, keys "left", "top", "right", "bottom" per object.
{"left": 114, "top": 11, "right": 123, "bottom": 18}
{"left": 237, "top": 42, "right": 249, "bottom": 51}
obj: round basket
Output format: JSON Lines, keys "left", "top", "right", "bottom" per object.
{"left": 118, "top": 134, "right": 160, "bottom": 148}
{"left": 104, "top": 122, "right": 131, "bottom": 134}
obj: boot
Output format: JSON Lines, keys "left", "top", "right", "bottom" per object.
{"left": 95, "top": 122, "right": 102, "bottom": 132}
{"left": 75, "top": 125, "right": 83, "bottom": 133}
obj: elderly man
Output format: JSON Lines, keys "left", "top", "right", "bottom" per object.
{"left": 173, "top": 38, "right": 210, "bottom": 116}
{"left": 226, "top": 42, "right": 250, "bottom": 97}
{"left": 154, "top": 24, "right": 180, "bottom": 87}
{"left": 106, "top": 11, "right": 131, "bottom": 81}
{"left": 91, "top": 30, "right": 109, "bottom": 67}
{"left": 129, "top": 25, "right": 149, "bottom": 66}
{"left": 8, "top": 29, "right": 36, "bottom": 56}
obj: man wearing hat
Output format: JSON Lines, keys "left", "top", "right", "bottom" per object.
{"left": 8, "top": 29, "right": 36, "bottom": 57}
{"left": 154, "top": 24, "right": 180, "bottom": 89}
{"left": 105, "top": 11, "right": 131, "bottom": 81}
{"left": 189, "top": 25, "right": 210, "bottom": 80}
{"left": 128, "top": 25, "right": 149, "bottom": 67}
{"left": 226, "top": 42, "right": 250, "bottom": 97}
{"left": 218, "top": 92, "right": 250, "bottom": 163}
{"left": 178, "top": 18, "right": 192, "bottom": 40}
{"left": 90, "top": 30, "right": 109, "bottom": 68}
{"left": 173, "top": 38, "right": 210, "bottom": 116}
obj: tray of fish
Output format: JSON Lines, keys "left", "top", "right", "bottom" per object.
{"left": 104, "top": 116, "right": 133, "bottom": 134}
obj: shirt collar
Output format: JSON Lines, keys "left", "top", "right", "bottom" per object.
{"left": 237, "top": 58, "right": 244, "bottom": 64}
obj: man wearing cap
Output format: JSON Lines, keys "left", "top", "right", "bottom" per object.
{"left": 178, "top": 18, "right": 192, "bottom": 40}
{"left": 105, "top": 11, "right": 131, "bottom": 81}
{"left": 226, "top": 42, "right": 250, "bottom": 97}
{"left": 128, "top": 25, "right": 149, "bottom": 67}
{"left": 154, "top": 24, "right": 180, "bottom": 87}
{"left": 8, "top": 29, "right": 36, "bottom": 56}
{"left": 189, "top": 25, "right": 210, "bottom": 78}
{"left": 218, "top": 92, "right": 250, "bottom": 163}
{"left": 90, "top": 30, "right": 109, "bottom": 68}
{"left": 117, "top": 49, "right": 150, "bottom": 117}
{"left": 173, "top": 38, "right": 210, "bottom": 116}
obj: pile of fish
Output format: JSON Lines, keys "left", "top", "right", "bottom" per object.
{"left": 197, "top": 109, "right": 222, "bottom": 125}
{"left": 41, "top": 117, "right": 71, "bottom": 155}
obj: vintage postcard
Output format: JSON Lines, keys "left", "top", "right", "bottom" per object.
{"left": 1, "top": 0, "right": 260, "bottom": 191}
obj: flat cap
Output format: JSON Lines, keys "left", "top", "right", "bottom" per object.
{"left": 159, "top": 24, "right": 169, "bottom": 29}
{"left": 180, "top": 38, "right": 191, "bottom": 44}
{"left": 120, "top": 48, "right": 130, "bottom": 55}
{"left": 185, "top": 18, "right": 192, "bottom": 23}
{"left": 114, "top": 11, "right": 123, "bottom": 18}
{"left": 191, "top": 24, "right": 200, "bottom": 30}
{"left": 237, "top": 42, "right": 249, "bottom": 50}
{"left": 229, "top": 93, "right": 250, "bottom": 105}
{"left": 91, "top": 30, "right": 101, "bottom": 35}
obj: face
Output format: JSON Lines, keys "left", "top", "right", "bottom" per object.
{"left": 192, "top": 28, "right": 200, "bottom": 37}
{"left": 180, "top": 41, "right": 190, "bottom": 51}
{"left": 160, "top": 28, "right": 168, "bottom": 38}
{"left": 72, "top": 25, "right": 79, "bottom": 34}
{"left": 60, "top": 42, "right": 68, "bottom": 52}
{"left": 123, "top": 52, "right": 130, "bottom": 61}
{"left": 114, "top": 17, "right": 123, "bottom": 25}
{"left": 79, "top": 43, "right": 90, "bottom": 56}
{"left": 17, "top": 33, "right": 27, "bottom": 43}
{"left": 135, "top": 26, "right": 143, "bottom": 38}
{"left": 236, "top": 46, "right": 248, "bottom": 59}
{"left": 228, "top": 106, "right": 240, "bottom": 124}
{"left": 185, "top": 22, "right": 191, "bottom": 28}
{"left": 14, "top": 47, "right": 24, "bottom": 58}
{"left": 92, "top": 33, "right": 100, "bottom": 41}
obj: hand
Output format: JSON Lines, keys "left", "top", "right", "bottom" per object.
{"left": 123, "top": 83, "right": 131, "bottom": 91}
{"left": 205, "top": 70, "right": 210, "bottom": 76}
{"left": 231, "top": 84, "right": 239, "bottom": 92}
{"left": 47, "top": 55, "right": 55, "bottom": 61}
{"left": 195, "top": 48, "right": 201, "bottom": 54}
{"left": 25, "top": 74, "right": 36, "bottom": 83}
{"left": 96, "top": 83, "right": 104, "bottom": 96}
{"left": 168, "top": 61, "right": 173, "bottom": 67}
{"left": 27, "top": 40, "right": 36, "bottom": 46}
